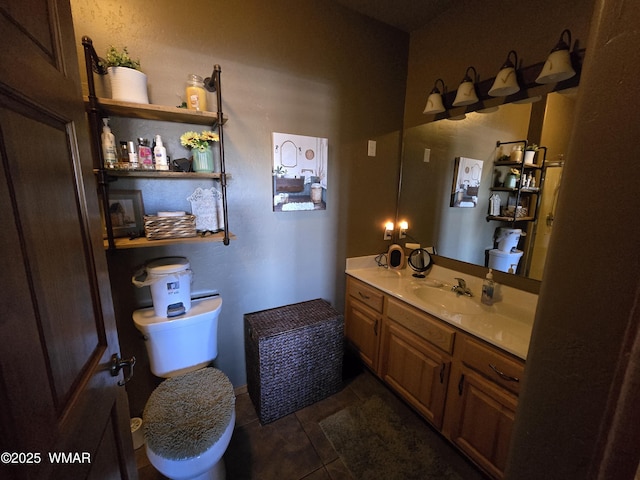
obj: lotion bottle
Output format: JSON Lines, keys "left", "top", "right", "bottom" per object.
{"left": 154, "top": 134, "right": 169, "bottom": 171}
{"left": 101, "top": 118, "right": 117, "bottom": 168}
{"left": 481, "top": 268, "right": 495, "bottom": 305}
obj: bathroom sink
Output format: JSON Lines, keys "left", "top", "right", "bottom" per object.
{"left": 409, "top": 285, "right": 483, "bottom": 315}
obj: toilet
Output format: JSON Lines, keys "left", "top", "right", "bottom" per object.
{"left": 133, "top": 295, "right": 235, "bottom": 480}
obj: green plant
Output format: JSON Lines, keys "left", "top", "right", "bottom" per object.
{"left": 180, "top": 130, "right": 219, "bottom": 151}
{"left": 101, "top": 46, "right": 141, "bottom": 70}
{"left": 273, "top": 165, "right": 287, "bottom": 176}
{"left": 526, "top": 144, "right": 539, "bottom": 151}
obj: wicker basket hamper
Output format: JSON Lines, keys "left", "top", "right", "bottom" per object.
{"left": 244, "top": 299, "right": 344, "bottom": 424}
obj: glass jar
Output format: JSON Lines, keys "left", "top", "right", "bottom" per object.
{"left": 510, "top": 145, "right": 523, "bottom": 163}
{"left": 185, "top": 74, "right": 207, "bottom": 112}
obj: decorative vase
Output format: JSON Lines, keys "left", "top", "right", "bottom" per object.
{"left": 192, "top": 145, "right": 214, "bottom": 173}
{"left": 108, "top": 67, "right": 149, "bottom": 104}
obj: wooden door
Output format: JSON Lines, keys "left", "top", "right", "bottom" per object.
{"left": 449, "top": 369, "right": 517, "bottom": 479}
{"left": 379, "top": 321, "right": 450, "bottom": 429}
{"left": 345, "top": 299, "right": 381, "bottom": 371}
{"left": 0, "top": 1, "right": 136, "bottom": 479}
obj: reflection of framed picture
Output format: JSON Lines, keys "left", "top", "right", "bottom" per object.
{"left": 104, "top": 190, "right": 144, "bottom": 238}
{"left": 450, "top": 156, "right": 484, "bottom": 208}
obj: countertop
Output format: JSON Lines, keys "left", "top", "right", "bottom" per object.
{"left": 346, "top": 256, "right": 537, "bottom": 360}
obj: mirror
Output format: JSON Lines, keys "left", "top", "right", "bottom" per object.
{"left": 397, "top": 89, "right": 577, "bottom": 283}
{"left": 408, "top": 248, "right": 432, "bottom": 278}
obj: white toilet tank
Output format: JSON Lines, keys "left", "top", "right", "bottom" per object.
{"left": 133, "top": 295, "right": 222, "bottom": 378}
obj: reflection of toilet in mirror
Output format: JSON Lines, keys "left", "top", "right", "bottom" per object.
{"left": 134, "top": 295, "right": 235, "bottom": 480}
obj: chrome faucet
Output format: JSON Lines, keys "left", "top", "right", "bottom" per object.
{"left": 452, "top": 278, "right": 473, "bottom": 297}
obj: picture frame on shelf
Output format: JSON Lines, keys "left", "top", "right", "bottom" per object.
{"left": 103, "top": 189, "right": 145, "bottom": 238}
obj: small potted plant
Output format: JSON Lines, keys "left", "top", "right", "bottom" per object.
{"left": 101, "top": 46, "right": 149, "bottom": 104}
{"left": 524, "top": 144, "right": 538, "bottom": 165}
{"left": 273, "top": 165, "right": 287, "bottom": 177}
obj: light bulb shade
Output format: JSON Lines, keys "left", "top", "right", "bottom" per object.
{"left": 423, "top": 92, "right": 445, "bottom": 114}
{"left": 452, "top": 80, "right": 478, "bottom": 107}
{"left": 489, "top": 50, "right": 520, "bottom": 97}
{"left": 452, "top": 67, "right": 479, "bottom": 107}
{"left": 536, "top": 29, "right": 576, "bottom": 84}
{"left": 536, "top": 49, "right": 576, "bottom": 83}
{"left": 488, "top": 66, "right": 520, "bottom": 96}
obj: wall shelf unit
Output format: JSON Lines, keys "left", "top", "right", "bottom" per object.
{"left": 82, "top": 36, "right": 232, "bottom": 250}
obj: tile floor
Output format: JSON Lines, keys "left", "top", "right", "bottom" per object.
{"left": 137, "top": 364, "right": 488, "bottom": 480}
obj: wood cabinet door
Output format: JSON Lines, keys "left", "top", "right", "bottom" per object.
{"left": 379, "top": 321, "right": 450, "bottom": 429}
{"left": 448, "top": 368, "right": 517, "bottom": 479}
{"left": 345, "top": 298, "right": 381, "bottom": 371}
{"left": 0, "top": 1, "right": 136, "bottom": 479}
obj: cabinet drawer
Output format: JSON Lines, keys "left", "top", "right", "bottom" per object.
{"left": 461, "top": 336, "right": 524, "bottom": 395}
{"left": 347, "top": 277, "right": 384, "bottom": 313}
{"left": 386, "top": 298, "right": 455, "bottom": 354}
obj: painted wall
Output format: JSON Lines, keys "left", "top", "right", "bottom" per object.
{"left": 70, "top": 0, "right": 408, "bottom": 416}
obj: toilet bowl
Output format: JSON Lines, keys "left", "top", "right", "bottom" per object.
{"left": 134, "top": 296, "right": 235, "bottom": 480}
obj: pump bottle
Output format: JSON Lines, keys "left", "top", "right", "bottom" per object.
{"left": 101, "top": 118, "right": 117, "bottom": 168}
{"left": 481, "top": 268, "right": 495, "bottom": 306}
{"left": 154, "top": 135, "right": 169, "bottom": 171}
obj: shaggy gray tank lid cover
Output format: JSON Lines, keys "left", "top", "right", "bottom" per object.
{"left": 143, "top": 368, "right": 235, "bottom": 460}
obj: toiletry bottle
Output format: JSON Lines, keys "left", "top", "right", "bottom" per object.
{"left": 127, "top": 140, "right": 138, "bottom": 169}
{"left": 101, "top": 118, "right": 117, "bottom": 168}
{"left": 185, "top": 74, "right": 207, "bottom": 111}
{"left": 154, "top": 135, "right": 169, "bottom": 170}
{"left": 481, "top": 269, "right": 495, "bottom": 305}
{"left": 119, "top": 141, "right": 130, "bottom": 167}
{"left": 137, "top": 138, "right": 154, "bottom": 170}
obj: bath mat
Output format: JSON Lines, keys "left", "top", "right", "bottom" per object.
{"left": 319, "top": 395, "right": 465, "bottom": 480}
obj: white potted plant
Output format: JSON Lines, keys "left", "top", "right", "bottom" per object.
{"left": 101, "top": 46, "right": 149, "bottom": 104}
{"left": 524, "top": 144, "right": 539, "bottom": 165}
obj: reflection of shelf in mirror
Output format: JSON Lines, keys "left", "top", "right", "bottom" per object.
{"left": 487, "top": 215, "right": 535, "bottom": 222}
{"left": 84, "top": 97, "right": 227, "bottom": 125}
{"left": 103, "top": 231, "right": 236, "bottom": 250}
{"left": 95, "top": 169, "right": 229, "bottom": 180}
{"left": 490, "top": 187, "right": 539, "bottom": 193}
{"left": 494, "top": 161, "right": 542, "bottom": 169}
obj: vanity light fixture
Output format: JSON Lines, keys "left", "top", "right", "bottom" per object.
{"left": 536, "top": 29, "right": 576, "bottom": 84}
{"left": 399, "top": 220, "right": 408, "bottom": 239}
{"left": 452, "top": 66, "right": 479, "bottom": 107}
{"left": 423, "top": 78, "right": 446, "bottom": 114}
{"left": 488, "top": 50, "right": 520, "bottom": 97}
{"left": 384, "top": 221, "right": 394, "bottom": 240}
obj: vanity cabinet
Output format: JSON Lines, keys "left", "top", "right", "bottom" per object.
{"left": 344, "top": 274, "right": 526, "bottom": 479}
{"left": 345, "top": 277, "right": 384, "bottom": 371}
{"left": 444, "top": 337, "right": 524, "bottom": 479}
{"left": 379, "top": 299, "right": 455, "bottom": 428}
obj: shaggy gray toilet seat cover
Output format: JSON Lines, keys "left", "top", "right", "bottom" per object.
{"left": 143, "top": 368, "right": 235, "bottom": 460}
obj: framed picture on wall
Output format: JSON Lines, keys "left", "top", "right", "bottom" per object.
{"left": 103, "top": 189, "right": 145, "bottom": 238}
{"left": 450, "top": 157, "right": 484, "bottom": 208}
{"left": 272, "top": 132, "right": 328, "bottom": 212}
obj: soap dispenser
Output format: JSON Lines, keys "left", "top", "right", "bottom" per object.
{"left": 481, "top": 269, "right": 495, "bottom": 306}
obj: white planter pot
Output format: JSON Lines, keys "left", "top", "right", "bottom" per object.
{"left": 108, "top": 67, "right": 149, "bottom": 104}
{"left": 524, "top": 150, "right": 536, "bottom": 165}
